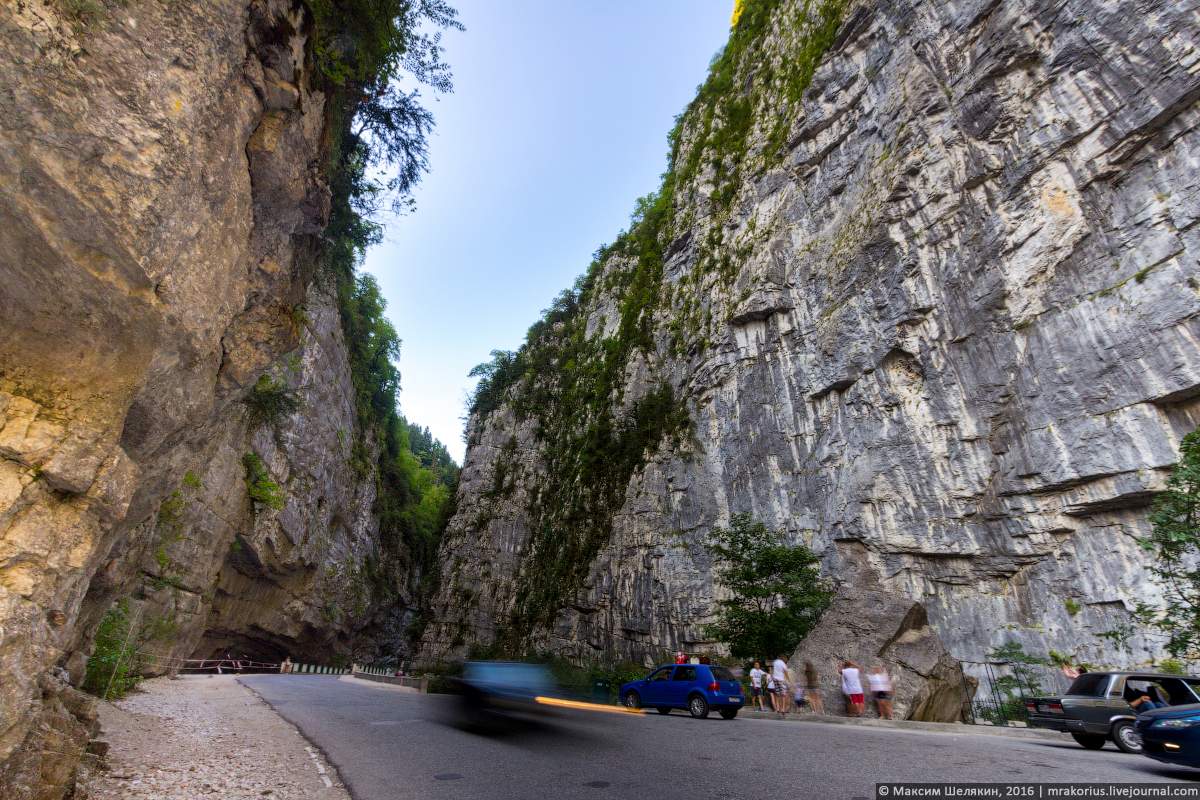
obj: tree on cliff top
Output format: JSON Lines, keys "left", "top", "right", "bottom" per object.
{"left": 1137, "top": 430, "right": 1200, "bottom": 662}
{"left": 703, "top": 514, "right": 831, "bottom": 659}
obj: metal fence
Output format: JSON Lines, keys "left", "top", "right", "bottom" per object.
{"left": 962, "top": 660, "right": 1076, "bottom": 726}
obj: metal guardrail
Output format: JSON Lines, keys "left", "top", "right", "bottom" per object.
{"left": 283, "top": 663, "right": 349, "bottom": 675}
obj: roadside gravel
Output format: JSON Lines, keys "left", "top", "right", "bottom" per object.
{"left": 82, "top": 675, "right": 351, "bottom": 800}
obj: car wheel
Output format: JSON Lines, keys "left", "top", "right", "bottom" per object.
{"left": 720, "top": 708, "right": 738, "bottom": 720}
{"left": 1071, "top": 733, "right": 1106, "bottom": 750}
{"left": 1111, "top": 720, "right": 1142, "bottom": 754}
{"left": 623, "top": 692, "right": 641, "bottom": 710}
{"left": 656, "top": 707, "right": 671, "bottom": 715}
{"left": 688, "top": 694, "right": 710, "bottom": 719}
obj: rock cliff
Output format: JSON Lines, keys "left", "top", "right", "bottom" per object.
{"left": 422, "top": 0, "right": 1200, "bottom": 675}
{"left": 0, "top": 1, "right": 409, "bottom": 796}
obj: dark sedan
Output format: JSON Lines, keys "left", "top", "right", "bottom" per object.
{"left": 454, "top": 661, "right": 560, "bottom": 729}
{"left": 1026, "top": 671, "right": 1200, "bottom": 754}
{"left": 1138, "top": 703, "right": 1200, "bottom": 768}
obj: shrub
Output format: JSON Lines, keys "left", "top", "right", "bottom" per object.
{"left": 83, "top": 600, "right": 143, "bottom": 700}
{"left": 242, "top": 453, "right": 286, "bottom": 511}
{"left": 245, "top": 374, "right": 301, "bottom": 429}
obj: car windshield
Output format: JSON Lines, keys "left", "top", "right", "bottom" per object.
{"left": 1067, "top": 674, "right": 1109, "bottom": 697}
{"left": 1070, "top": 681, "right": 1104, "bottom": 695}
{"left": 709, "top": 667, "right": 736, "bottom": 682}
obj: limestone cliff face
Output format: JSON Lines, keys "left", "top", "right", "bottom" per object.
{"left": 423, "top": 0, "right": 1200, "bottom": 670}
{"left": 0, "top": 1, "right": 389, "bottom": 795}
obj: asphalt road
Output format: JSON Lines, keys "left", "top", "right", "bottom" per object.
{"left": 241, "top": 675, "right": 1198, "bottom": 800}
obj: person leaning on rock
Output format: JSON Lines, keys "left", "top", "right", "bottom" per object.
{"left": 841, "top": 660, "right": 865, "bottom": 717}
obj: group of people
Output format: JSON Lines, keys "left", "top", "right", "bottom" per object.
{"left": 747, "top": 656, "right": 894, "bottom": 719}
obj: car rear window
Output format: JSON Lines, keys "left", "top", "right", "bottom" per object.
{"left": 1067, "top": 674, "right": 1109, "bottom": 697}
{"left": 709, "top": 667, "right": 736, "bottom": 682}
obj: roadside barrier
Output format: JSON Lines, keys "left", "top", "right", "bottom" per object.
{"left": 349, "top": 664, "right": 429, "bottom": 692}
{"left": 135, "top": 651, "right": 281, "bottom": 673}
{"left": 134, "top": 651, "right": 351, "bottom": 675}
{"left": 286, "top": 663, "right": 350, "bottom": 675}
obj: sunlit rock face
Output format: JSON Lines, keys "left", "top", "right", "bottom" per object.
{"left": 0, "top": 2, "right": 386, "bottom": 796}
{"left": 423, "top": 0, "right": 1200, "bottom": 670}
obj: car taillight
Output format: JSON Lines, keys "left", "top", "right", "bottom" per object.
{"left": 710, "top": 682, "right": 720, "bottom": 691}
{"left": 736, "top": 684, "right": 743, "bottom": 694}
{"left": 1049, "top": 703, "right": 1063, "bottom": 711}
{"left": 1026, "top": 702, "right": 1035, "bottom": 709}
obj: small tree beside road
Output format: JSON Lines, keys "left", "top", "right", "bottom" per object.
{"left": 1136, "top": 429, "right": 1200, "bottom": 662}
{"left": 702, "top": 514, "right": 831, "bottom": 659}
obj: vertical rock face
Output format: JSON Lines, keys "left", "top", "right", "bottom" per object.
{"left": 423, "top": 0, "right": 1200, "bottom": 672}
{"left": 0, "top": 1, "right": 387, "bottom": 796}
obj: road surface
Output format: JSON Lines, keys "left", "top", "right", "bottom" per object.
{"left": 241, "top": 675, "right": 1197, "bottom": 800}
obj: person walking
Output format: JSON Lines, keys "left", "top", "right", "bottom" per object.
{"left": 804, "top": 660, "right": 825, "bottom": 715}
{"left": 749, "top": 661, "right": 767, "bottom": 711}
{"left": 868, "top": 665, "right": 894, "bottom": 719}
{"left": 771, "top": 654, "right": 790, "bottom": 714}
{"left": 841, "top": 660, "right": 865, "bottom": 717}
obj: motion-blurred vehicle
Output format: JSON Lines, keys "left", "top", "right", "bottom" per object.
{"left": 1025, "top": 671, "right": 1200, "bottom": 754}
{"left": 619, "top": 663, "right": 743, "bottom": 719}
{"left": 1137, "top": 703, "right": 1200, "bottom": 768}
{"left": 454, "top": 661, "right": 559, "bottom": 729}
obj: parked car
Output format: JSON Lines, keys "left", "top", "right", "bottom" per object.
{"left": 1026, "top": 671, "right": 1200, "bottom": 754}
{"left": 620, "top": 663, "right": 744, "bottom": 719}
{"left": 1137, "top": 703, "right": 1200, "bottom": 768}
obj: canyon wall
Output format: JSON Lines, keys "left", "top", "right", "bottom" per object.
{"left": 0, "top": 1, "right": 395, "bottom": 796}
{"left": 422, "top": 0, "right": 1200, "bottom": 672}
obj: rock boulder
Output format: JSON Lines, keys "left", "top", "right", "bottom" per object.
{"left": 791, "top": 585, "right": 975, "bottom": 722}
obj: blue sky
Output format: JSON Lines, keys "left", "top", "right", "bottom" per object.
{"left": 363, "top": 0, "right": 734, "bottom": 462}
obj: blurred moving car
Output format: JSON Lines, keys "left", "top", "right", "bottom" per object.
{"left": 1026, "top": 671, "right": 1200, "bottom": 754}
{"left": 455, "top": 661, "right": 560, "bottom": 729}
{"left": 620, "top": 663, "right": 743, "bottom": 719}
{"left": 1137, "top": 703, "right": 1200, "bottom": 768}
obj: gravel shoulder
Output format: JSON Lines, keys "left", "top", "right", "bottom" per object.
{"left": 82, "top": 675, "right": 351, "bottom": 800}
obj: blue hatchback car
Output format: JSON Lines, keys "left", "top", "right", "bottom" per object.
{"left": 620, "top": 664, "right": 744, "bottom": 719}
{"left": 1138, "top": 703, "right": 1200, "bottom": 768}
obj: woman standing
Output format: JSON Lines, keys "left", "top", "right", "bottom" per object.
{"left": 804, "top": 661, "right": 825, "bottom": 714}
{"left": 841, "top": 660, "right": 865, "bottom": 717}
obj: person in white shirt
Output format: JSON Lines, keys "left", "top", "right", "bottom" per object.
{"left": 868, "top": 665, "right": 894, "bottom": 719}
{"left": 771, "top": 655, "right": 790, "bottom": 713}
{"left": 841, "top": 660, "right": 865, "bottom": 717}
{"left": 748, "top": 661, "right": 767, "bottom": 711}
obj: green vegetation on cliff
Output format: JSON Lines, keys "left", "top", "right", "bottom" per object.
{"left": 462, "top": 0, "right": 848, "bottom": 653}
{"left": 304, "top": 1, "right": 462, "bottom": 584}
